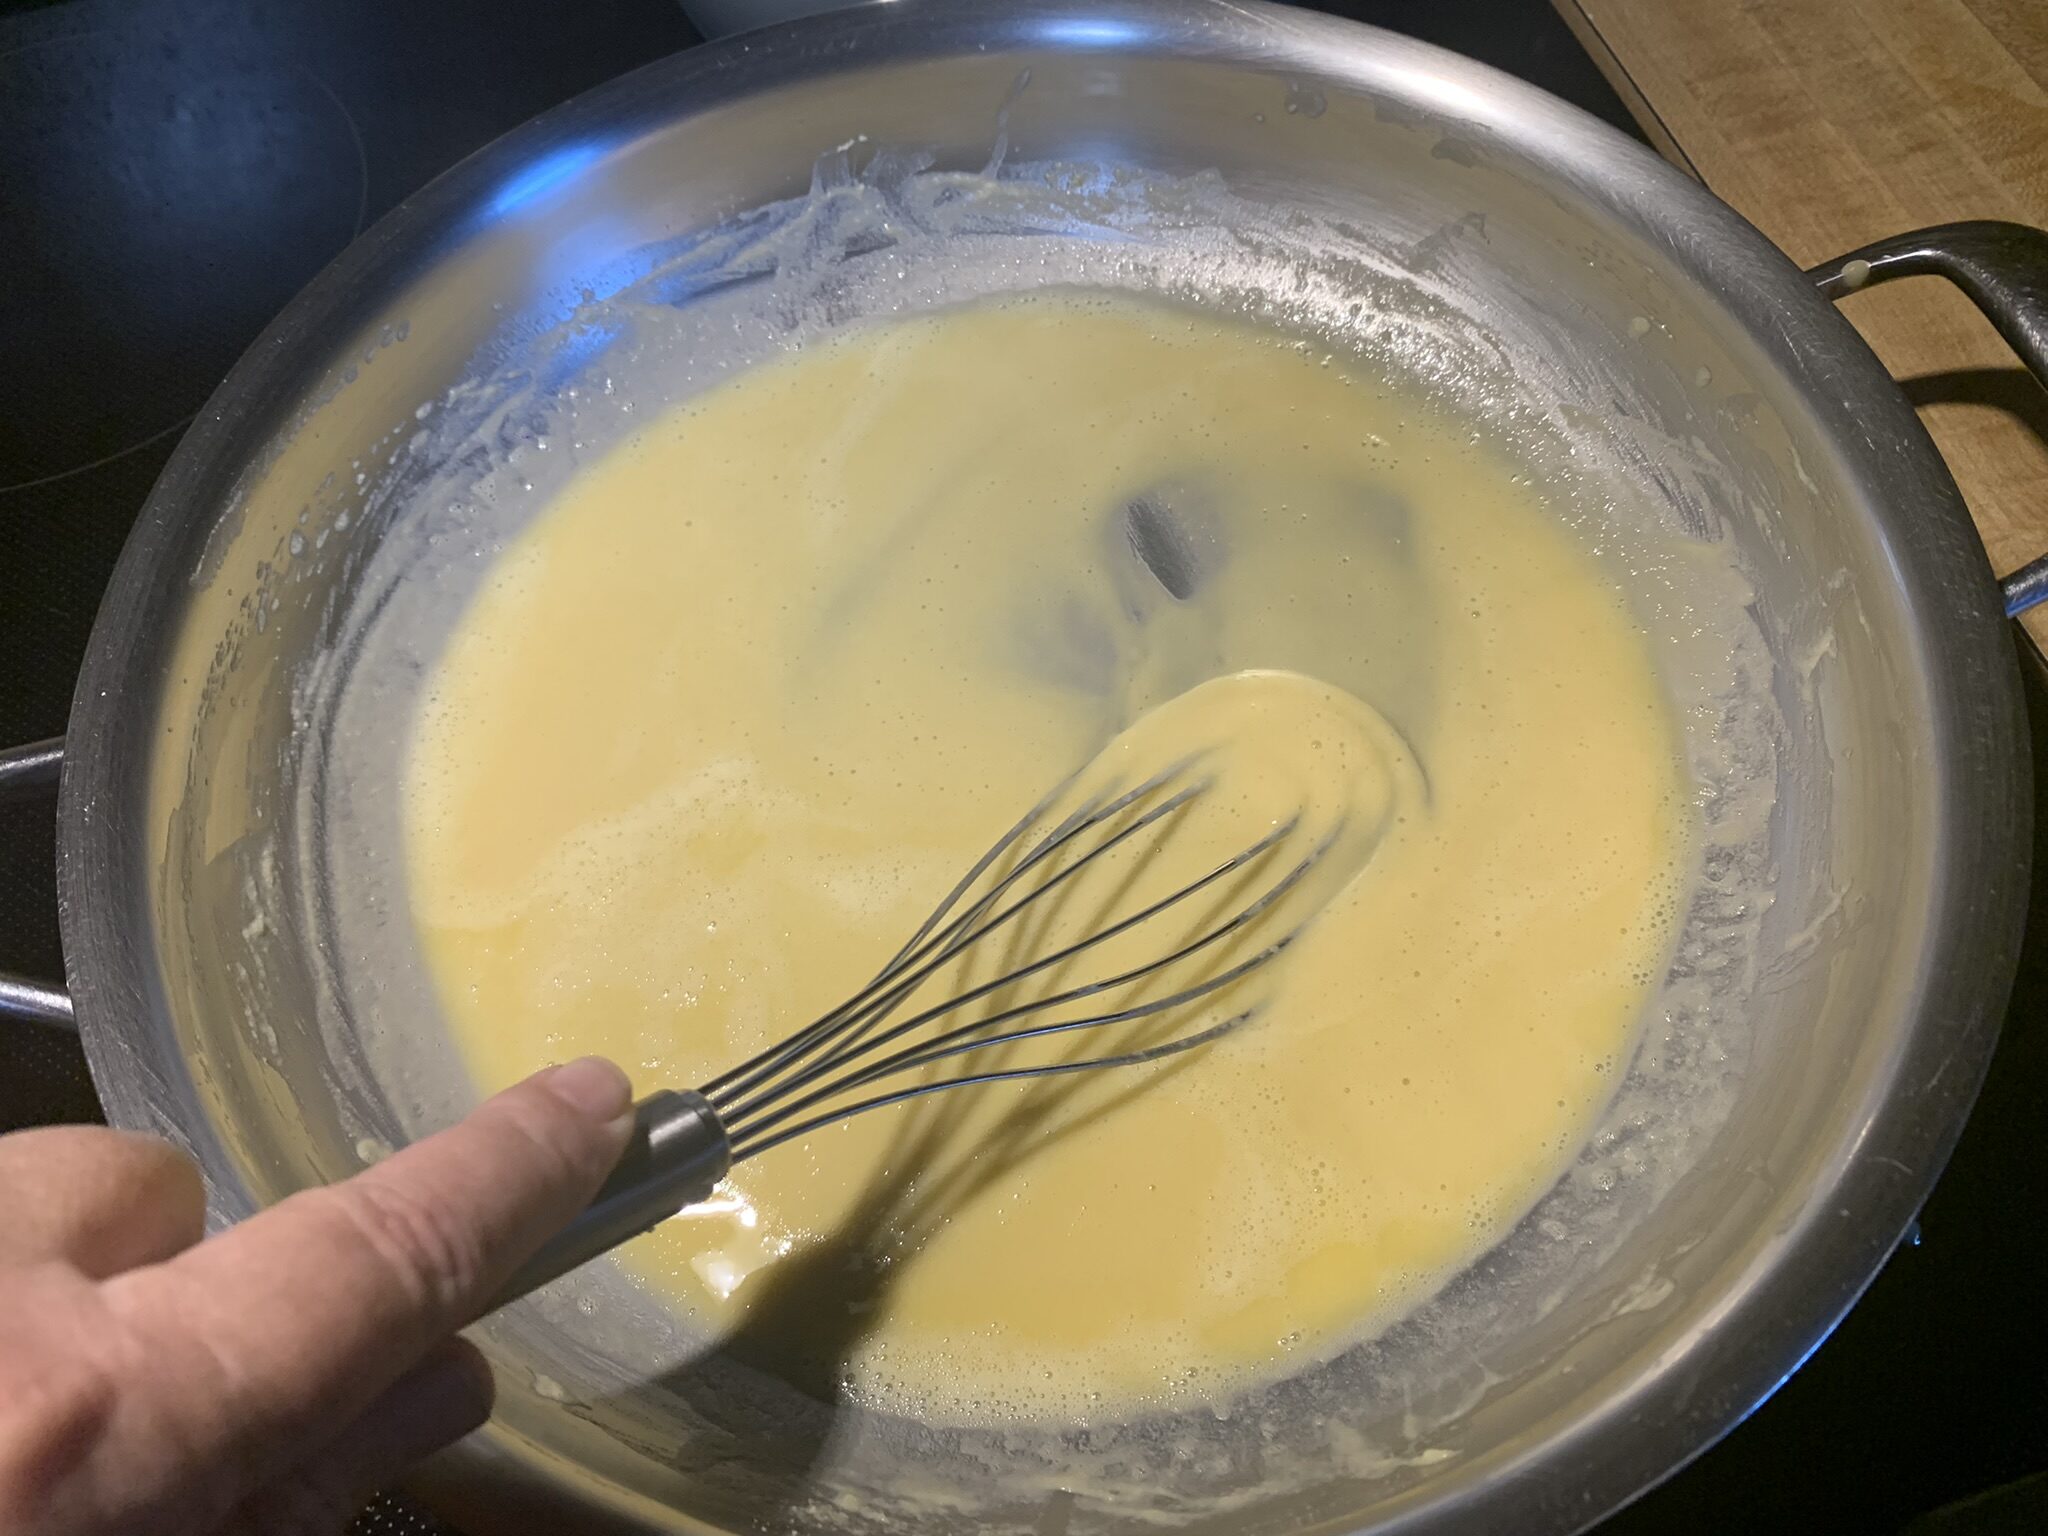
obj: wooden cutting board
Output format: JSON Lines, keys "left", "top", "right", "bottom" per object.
{"left": 1553, "top": 0, "right": 2048, "bottom": 653}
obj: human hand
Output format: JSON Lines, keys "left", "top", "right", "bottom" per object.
{"left": 0, "top": 1057, "right": 637, "bottom": 1536}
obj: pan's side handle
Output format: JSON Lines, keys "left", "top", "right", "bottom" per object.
{"left": 0, "top": 738, "right": 77, "bottom": 1031}
{"left": 1806, "top": 220, "right": 2048, "bottom": 617}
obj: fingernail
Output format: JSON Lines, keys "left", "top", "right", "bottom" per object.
{"left": 540, "top": 1056, "right": 632, "bottom": 1122}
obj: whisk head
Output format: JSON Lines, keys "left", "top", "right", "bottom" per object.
{"left": 698, "top": 760, "right": 1345, "bottom": 1161}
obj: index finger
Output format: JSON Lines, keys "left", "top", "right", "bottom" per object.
{"left": 101, "top": 1057, "right": 635, "bottom": 1505}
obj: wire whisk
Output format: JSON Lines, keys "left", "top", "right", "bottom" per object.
{"left": 489, "top": 759, "right": 1340, "bottom": 1311}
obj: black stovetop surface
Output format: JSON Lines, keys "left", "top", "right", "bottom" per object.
{"left": 3, "top": 2, "right": 2042, "bottom": 1532}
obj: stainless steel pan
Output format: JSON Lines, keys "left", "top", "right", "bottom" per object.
{"left": 1, "top": 3, "right": 2038, "bottom": 1531}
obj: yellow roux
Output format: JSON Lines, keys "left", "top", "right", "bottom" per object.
{"left": 404, "top": 294, "right": 1692, "bottom": 1423}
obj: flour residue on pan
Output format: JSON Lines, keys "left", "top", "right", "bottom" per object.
{"left": 301, "top": 139, "right": 1780, "bottom": 1532}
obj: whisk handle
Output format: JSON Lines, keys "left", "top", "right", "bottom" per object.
{"left": 485, "top": 1089, "right": 731, "bottom": 1313}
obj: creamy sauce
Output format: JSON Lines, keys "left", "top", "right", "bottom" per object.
{"left": 404, "top": 294, "right": 1691, "bottom": 1423}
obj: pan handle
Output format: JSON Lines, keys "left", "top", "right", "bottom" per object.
{"left": 0, "top": 737, "right": 77, "bottom": 1031}
{"left": 1805, "top": 219, "right": 2048, "bottom": 617}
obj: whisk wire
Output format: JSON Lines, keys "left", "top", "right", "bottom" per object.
{"left": 729, "top": 1010, "right": 1259, "bottom": 1161}
{"left": 719, "top": 818, "right": 1345, "bottom": 1148}
{"left": 693, "top": 779, "right": 1102, "bottom": 1101}
{"left": 735, "top": 818, "right": 1301, "bottom": 1114}
{"left": 763, "top": 800, "right": 1272, "bottom": 1088}
{"left": 706, "top": 763, "right": 1205, "bottom": 1115}
{"left": 724, "top": 945, "right": 1279, "bottom": 1154}
{"left": 778, "top": 779, "right": 1209, "bottom": 1085}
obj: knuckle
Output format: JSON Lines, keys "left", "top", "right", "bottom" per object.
{"left": 323, "top": 1177, "right": 481, "bottom": 1316}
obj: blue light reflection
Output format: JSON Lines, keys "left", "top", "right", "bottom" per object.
{"left": 1726, "top": 1295, "right": 1859, "bottom": 1441}
{"left": 1033, "top": 17, "right": 1143, "bottom": 48}
{"left": 536, "top": 315, "right": 628, "bottom": 395}
{"left": 488, "top": 143, "right": 603, "bottom": 217}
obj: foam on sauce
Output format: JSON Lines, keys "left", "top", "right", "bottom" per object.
{"left": 403, "top": 293, "right": 1693, "bottom": 1424}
